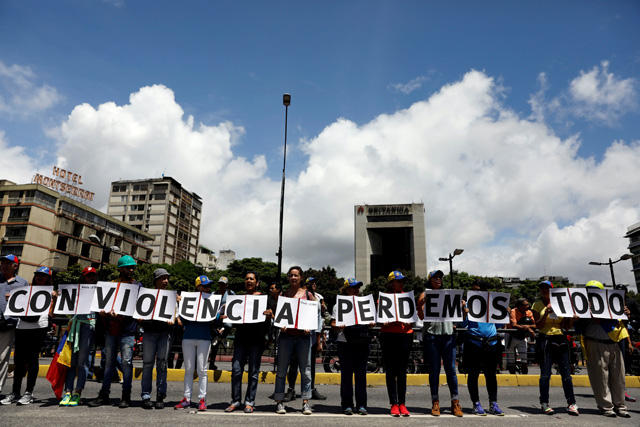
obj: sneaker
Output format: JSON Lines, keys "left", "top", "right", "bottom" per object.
{"left": 431, "top": 399, "right": 440, "bottom": 416}
{"left": 615, "top": 409, "right": 630, "bottom": 418}
{"left": 155, "top": 395, "right": 165, "bottom": 409}
{"left": 311, "top": 388, "right": 327, "bottom": 400}
{"left": 89, "top": 391, "right": 110, "bottom": 407}
{"left": 567, "top": 403, "right": 579, "bottom": 416}
{"left": 0, "top": 392, "right": 17, "bottom": 405}
{"left": 17, "top": 392, "right": 34, "bottom": 405}
{"left": 473, "top": 401, "right": 486, "bottom": 416}
{"left": 344, "top": 407, "right": 353, "bottom": 415}
{"left": 142, "top": 398, "right": 154, "bottom": 410}
{"left": 488, "top": 401, "right": 504, "bottom": 416}
{"left": 283, "top": 388, "right": 296, "bottom": 402}
{"left": 302, "top": 402, "right": 312, "bottom": 415}
{"left": 390, "top": 404, "right": 400, "bottom": 417}
{"left": 358, "top": 407, "right": 368, "bottom": 415}
{"left": 625, "top": 392, "right": 636, "bottom": 402}
{"left": 174, "top": 397, "right": 190, "bottom": 410}
{"left": 541, "top": 402, "right": 555, "bottom": 415}
{"left": 60, "top": 392, "right": 72, "bottom": 406}
{"left": 600, "top": 408, "right": 616, "bottom": 417}
{"left": 451, "top": 399, "right": 464, "bottom": 417}
{"left": 68, "top": 393, "right": 81, "bottom": 407}
{"left": 225, "top": 402, "right": 241, "bottom": 412}
{"left": 276, "top": 402, "right": 286, "bottom": 414}
{"left": 399, "top": 404, "right": 410, "bottom": 416}
{"left": 198, "top": 398, "right": 207, "bottom": 411}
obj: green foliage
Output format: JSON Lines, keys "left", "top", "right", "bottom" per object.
{"left": 225, "top": 257, "right": 279, "bottom": 293}
{"left": 362, "top": 269, "right": 428, "bottom": 303}
{"left": 302, "top": 266, "right": 345, "bottom": 311}
{"left": 53, "top": 264, "right": 84, "bottom": 287}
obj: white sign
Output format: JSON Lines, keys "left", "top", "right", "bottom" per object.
{"left": 334, "top": 294, "right": 377, "bottom": 326}
{"left": 133, "top": 288, "right": 177, "bottom": 322}
{"left": 273, "top": 296, "right": 319, "bottom": 330}
{"left": 54, "top": 284, "right": 96, "bottom": 315}
{"left": 178, "top": 292, "right": 222, "bottom": 322}
{"left": 377, "top": 291, "right": 418, "bottom": 323}
{"left": 89, "top": 282, "right": 140, "bottom": 316}
{"left": 4, "top": 286, "right": 54, "bottom": 317}
{"left": 422, "top": 289, "right": 464, "bottom": 322}
{"left": 224, "top": 295, "right": 268, "bottom": 324}
{"left": 466, "top": 291, "right": 510, "bottom": 324}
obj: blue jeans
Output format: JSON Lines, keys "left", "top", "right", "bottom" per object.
{"left": 141, "top": 331, "right": 170, "bottom": 399}
{"left": 231, "top": 343, "right": 264, "bottom": 406}
{"left": 64, "top": 323, "right": 94, "bottom": 392}
{"left": 101, "top": 334, "right": 134, "bottom": 393}
{"left": 274, "top": 333, "right": 312, "bottom": 401}
{"left": 423, "top": 333, "right": 459, "bottom": 400}
{"left": 538, "top": 335, "right": 575, "bottom": 404}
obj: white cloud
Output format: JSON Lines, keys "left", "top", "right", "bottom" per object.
{"left": 0, "top": 61, "right": 63, "bottom": 117}
{"left": 6, "top": 70, "right": 638, "bottom": 286}
{"left": 388, "top": 76, "right": 428, "bottom": 94}
{"left": 0, "top": 131, "right": 38, "bottom": 183}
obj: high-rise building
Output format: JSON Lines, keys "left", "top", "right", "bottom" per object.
{"left": 0, "top": 180, "right": 153, "bottom": 278}
{"left": 107, "top": 177, "right": 202, "bottom": 264}
{"left": 354, "top": 203, "right": 427, "bottom": 285}
{"left": 217, "top": 249, "right": 235, "bottom": 270}
{"left": 625, "top": 221, "right": 640, "bottom": 290}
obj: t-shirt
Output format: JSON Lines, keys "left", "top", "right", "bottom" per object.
{"left": 0, "top": 274, "right": 29, "bottom": 330}
{"left": 532, "top": 300, "right": 563, "bottom": 336}
{"left": 509, "top": 308, "right": 534, "bottom": 327}
{"left": 233, "top": 292, "right": 270, "bottom": 346}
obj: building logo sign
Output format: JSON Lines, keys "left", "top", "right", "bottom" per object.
{"left": 32, "top": 167, "right": 95, "bottom": 201}
{"left": 365, "top": 205, "right": 412, "bottom": 216}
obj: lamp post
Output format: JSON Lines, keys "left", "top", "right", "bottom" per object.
{"left": 89, "top": 234, "right": 120, "bottom": 271}
{"left": 588, "top": 253, "right": 633, "bottom": 287}
{"left": 276, "top": 93, "right": 291, "bottom": 281}
{"left": 439, "top": 248, "right": 464, "bottom": 288}
{"left": 37, "top": 255, "right": 60, "bottom": 267}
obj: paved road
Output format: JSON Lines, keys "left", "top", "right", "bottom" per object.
{"left": 0, "top": 374, "right": 637, "bottom": 427}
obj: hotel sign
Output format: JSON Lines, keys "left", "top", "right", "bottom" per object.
{"left": 32, "top": 167, "right": 95, "bottom": 201}
{"left": 364, "top": 204, "right": 412, "bottom": 216}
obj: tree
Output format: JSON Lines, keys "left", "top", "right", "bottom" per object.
{"left": 225, "top": 257, "right": 280, "bottom": 293}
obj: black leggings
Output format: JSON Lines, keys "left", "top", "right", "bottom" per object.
{"left": 380, "top": 332, "right": 412, "bottom": 405}
{"left": 464, "top": 340, "right": 498, "bottom": 403}
{"left": 13, "top": 328, "right": 47, "bottom": 394}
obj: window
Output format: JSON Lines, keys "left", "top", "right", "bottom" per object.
{"left": 0, "top": 245, "right": 23, "bottom": 257}
{"left": 57, "top": 235, "right": 68, "bottom": 251}
{"left": 8, "top": 207, "right": 30, "bottom": 221}
{"left": 128, "top": 214, "right": 143, "bottom": 221}
{"left": 129, "top": 204, "right": 145, "bottom": 212}
{"left": 5, "top": 226, "right": 27, "bottom": 241}
{"left": 73, "top": 222, "right": 83, "bottom": 238}
{"left": 112, "top": 185, "right": 127, "bottom": 193}
{"left": 133, "top": 184, "right": 148, "bottom": 192}
{"left": 150, "top": 193, "right": 166, "bottom": 201}
{"left": 0, "top": 207, "right": 4, "bottom": 221}
{"left": 131, "top": 194, "right": 146, "bottom": 201}
{"left": 120, "top": 195, "right": 128, "bottom": 202}
{"left": 81, "top": 242, "right": 91, "bottom": 257}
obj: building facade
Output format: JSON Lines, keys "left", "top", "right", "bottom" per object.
{"left": 354, "top": 203, "right": 427, "bottom": 285}
{"left": 0, "top": 180, "right": 153, "bottom": 278}
{"left": 196, "top": 245, "right": 217, "bottom": 270}
{"left": 625, "top": 221, "right": 640, "bottom": 290}
{"left": 107, "top": 177, "right": 202, "bottom": 264}
{"left": 217, "top": 249, "right": 235, "bottom": 270}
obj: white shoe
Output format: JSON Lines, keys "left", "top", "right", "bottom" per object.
{"left": 1, "top": 393, "right": 17, "bottom": 405}
{"left": 17, "top": 392, "right": 34, "bottom": 405}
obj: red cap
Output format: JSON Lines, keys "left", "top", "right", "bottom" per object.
{"left": 82, "top": 266, "right": 97, "bottom": 276}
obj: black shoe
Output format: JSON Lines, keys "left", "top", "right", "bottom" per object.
{"left": 89, "top": 391, "right": 110, "bottom": 407}
{"left": 142, "top": 398, "right": 153, "bottom": 410}
{"left": 283, "top": 388, "right": 296, "bottom": 402}
{"left": 311, "top": 388, "right": 327, "bottom": 400}
{"left": 155, "top": 395, "right": 165, "bottom": 410}
{"left": 119, "top": 391, "right": 131, "bottom": 409}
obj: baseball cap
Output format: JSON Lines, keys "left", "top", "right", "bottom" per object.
{"left": 0, "top": 254, "right": 19, "bottom": 264}
{"left": 427, "top": 270, "right": 444, "bottom": 281}
{"left": 218, "top": 276, "right": 228, "bottom": 284}
{"left": 305, "top": 277, "right": 317, "bottom": 284}
{"left": 586, "top": 280, "right": 604, "bottom": 289}
{"left": 153, "top": 268, "right": 171, "bottom": 281}
{"left": 195, "top": 275, "right": 213, "bottom": 288}
{"left": 343, "top": 278, "right": 363, "bottom": 289}
{"left": 81, "top": 266, "right": 97, "bottom": 276}
{"left": 35, "top": 266, "right": 51, "bottom": 275}
{"left": 539, "top": 280, "right": 554, "bottom": 288}
{"left": 387, "top": 271, "right": 407, "bottom": 282}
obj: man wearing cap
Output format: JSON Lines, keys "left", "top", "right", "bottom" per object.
{"left": 0, "top": 255, "right": 28, "bottom": 397}
{"left": 90, "top": 255, "right": 141, "bottom": 409}
{"left": 209, "top": 277, "right": 234, "bottom": 370}
{"left": 574, "top": 280, "right": 633, "bottom": 418}
{"left": 140, "top": 268, "right": 175, "bottom": 409}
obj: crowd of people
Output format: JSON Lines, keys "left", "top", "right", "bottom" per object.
{"left": 0, "top": 253, "right": 637, "bottom": 418}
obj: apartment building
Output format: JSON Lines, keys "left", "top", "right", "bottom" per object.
{"left": 107, "top": 177, "right": 202, "bottom": 264}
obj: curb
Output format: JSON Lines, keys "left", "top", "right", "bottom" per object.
{"left": 34, "top": 365, "right": 640, "bottom": 387}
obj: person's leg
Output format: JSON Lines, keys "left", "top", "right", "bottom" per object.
{"left": 464, "top": 342, "right": 482, "bottom": 404}
{"left": 155, "top": 332, "right": 170, "bottom": 399}
{"left": 353, "top": 342, "right": 370, "bottom": 409}
{"left": 11, "top": 329, "right": 28, "bottom": 395}
{"left": 483, "top": 344, "right": 499, "bottom": 402}
{"left": 119, "top": 335, "right": 135, "bottom": 393}
{"left": 74, "top": 323, "right": 94, "bottom": 393}
{"left": 245, "top": 344, "right": 263, "bottom": 406}
{"left": 337, "top": 341, "right": 354, "bottom": 409}
{"left": 65, "top": 343, "right": 81, "bottom": 393}
{"left": 310, "top": 332, "right": 317, "bottom": 389}
{"left": 296, "top": 334, "right": 313, "bottom": 401}
{"left": 538, "top": 339, "right": 552, "bottom": 404}
{"left": 141, "top": 332, "right": 158, "bottom": 400}
{"left": 440, "top": 334, "right": 459, "bottom": 401}
{"left": 25, "top": 329, "right": 47, "bottom": 393}
{"left": 423, "top": 334, "right": 441, "bottom": 400}
{"left": 585, "top": 340, "right": 612, "bottom": 410}
{"left": 380, "top": 333, "right": 399, "bottom": 405}
{"left": 195, "top": 339, "right": 211, "bottom": 400}
{"left": 0, "top": 329, "right": 16, "bottom": 392}
{"left": 100, "top": 334, "right": 117, "bottom": 393}
{"left": 556, "top": 344, "right": 576, "bottom": 405}
{"left": 287, "top": 355, "right": 298, "bottom": 390}
{"left": 231, "top": 344, "right": 247, "bottom": 404}
{"left": 181, "top": 339, "right": 196, "bottom": 399}
{"left": 274, "top": 334, "right": 295, "bottom": 401}
{"left": 608, "top": 343, "right": 627, "bottom": 411}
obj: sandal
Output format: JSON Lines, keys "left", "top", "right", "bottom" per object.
{"left": 244, "top": 405, "right": 254, "bottom": 413}
{"left": 225, "top": 403, "right": 240, "bottom": 412}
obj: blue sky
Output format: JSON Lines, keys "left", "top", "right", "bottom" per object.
{"left": 1, "top": 1, "right": 639, "bottom": 286}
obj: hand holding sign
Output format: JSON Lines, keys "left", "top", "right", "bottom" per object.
{"left": 466, "top": 291, "right": 510, "bottom": 324}
{"left": 224, "top": 295, "right": 267, "bottom": 324}
{"left": 334, "top": 294, "right": 377, "bottom": 327}
{"left": 273, "top": 296, "right": 319, "bottom": 330}
{"left": 4, "top": 286, "right": 54, "bottom": 317}
{"left": 55, "top": 284, "right": 96, "bottom": 315}
{"left": 377, "top": 291, "right": 417, "bottom": 323}
{"left": 134, "top": 288, "right": 177, "bottom": 322}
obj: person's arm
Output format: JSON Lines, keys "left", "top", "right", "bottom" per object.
{"left": 417, "top": 292, "right": 425, "bottom": 320}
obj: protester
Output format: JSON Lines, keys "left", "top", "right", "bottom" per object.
{"left": 175, "top": 275, "right": 214, "bottom": 411}
{"left": 59, "top": 267, "right": 98, "bottom": 407}
{"left": 575, "top": 280, "right": 632, "bottom": 418}
{"left": 618, "top": 284, "right": 638, "bottom": 402}
{"left": 225, "top": 271, "right": 271, "bottom": 413}
{"left": 140, "top": 268, "right": 175, "bottom": 410}
{"left": 272, "top": 266, "right": 317, "bottom": 415}
{"left": 461, "top": 278, "right": 504, "bottom": 416}
{"left": 532, "top": 280, "right": 578, "bottom": 416}
{"left": 417, "top": 270, "right": 463, "bottom": 417}
{"left": 506, "top": 298, "right": 535, "bottom": 374}
{"left": 1, "top": 266, "right": 55, "bottom": 405}
{"left": 331, "top": 278, "right": 372, "bottom": 415}
{"left": 89, "top": 255, "right": 141, "bottom": 408}
{"left": 209, "top": 276, "right": 234, "bottom": 370}
{"left": 380, "top": 271, "right": 413, "bottom": 417}
{"left": 0, "top": 254, "right": 28, "bottom": 398}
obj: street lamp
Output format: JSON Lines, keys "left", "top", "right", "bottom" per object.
{"left": 37, "top": 255, "right": 60, "bottom": 267}
{"left": 439, "top": 248, "right": 464, "bottom": 288}
{"left": 588, "top": 253, "right": 633, "bottom": 287}
{"left": 276, "top": 93, "right": 291, "bottom": 281}
{"left": 89, "top": 234, "right": 120, "bottom": 270}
